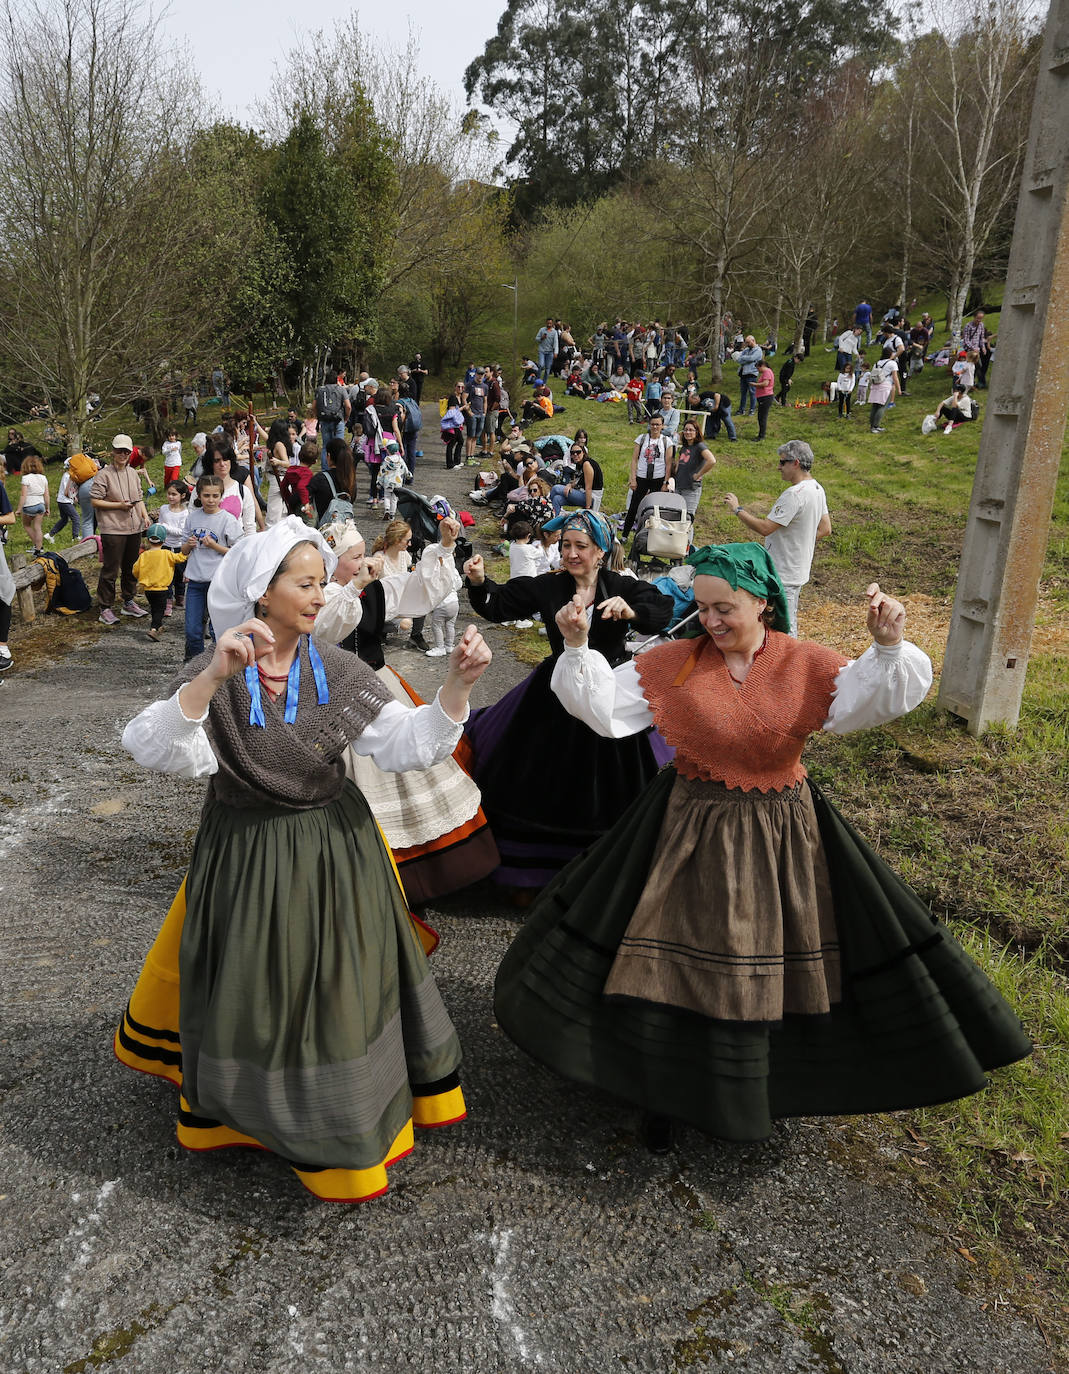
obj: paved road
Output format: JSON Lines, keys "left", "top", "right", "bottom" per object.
{"left": 0, "top": 421, "right": 1054, "bottom": 1372}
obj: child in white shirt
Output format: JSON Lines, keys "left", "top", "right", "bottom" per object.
{"left": 162, "top": 430, "right": 183, "bottom": 484}
{"left": 835, "top": 364, "right": 856, "bottom": 418}
{"left": 45, "top": 464, "right": 82, "bottom": 543}
{"left": 378, "top": 442, "right": 411, "bottom": 517}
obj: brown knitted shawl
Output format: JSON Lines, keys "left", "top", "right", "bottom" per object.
{"left": 173, "top": 639, "right": 391, "bottom": 810}
{"left": 636, "top": 632, "right": 847, "bottom": 793}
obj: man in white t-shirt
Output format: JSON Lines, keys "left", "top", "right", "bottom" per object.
{"left": 723, "top": 439, "right": 831, "bottom": 636}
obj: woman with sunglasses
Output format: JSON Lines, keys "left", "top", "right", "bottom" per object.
{"left": 549, "top": 442, "right": 604, "bottom": 518}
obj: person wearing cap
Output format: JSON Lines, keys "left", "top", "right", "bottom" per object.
{"left": 132, "top": 523, "right": 187, "bottom": 640}
{"left": 116, "top": 517, "right": 493, "bottom": 1203}
{"left": 464, "top": 367, "right": 488, "bottom": 464}
{"left": 724, "top": 439, "right": 830, "bottom": 637}
{"left": 91, "top": 435, "right": 150, "bottom": 625}
{"left": 493, "top": 543, "right": 1029, "bottom": 1154}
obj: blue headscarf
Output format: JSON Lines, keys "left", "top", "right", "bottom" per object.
{"left": 540, "top": 507, "right": 614, "bottom": 553}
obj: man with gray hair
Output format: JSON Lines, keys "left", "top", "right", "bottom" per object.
{"left": 723, "top": 439, "right": 831, "bottom": 635}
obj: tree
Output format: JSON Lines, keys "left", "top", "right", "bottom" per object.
{"left": 0, "top": 0, "right": 200, "bottom": 442}
{"left": 908, "top": 0, "right": 1038, "bottom": 337}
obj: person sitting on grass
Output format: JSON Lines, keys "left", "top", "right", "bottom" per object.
{"left": 934, "top": 385, "right": 977, "bottom": 432}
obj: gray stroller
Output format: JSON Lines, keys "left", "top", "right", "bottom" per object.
{"left": 627, "top": 490, "right": 693, "bottom": 574}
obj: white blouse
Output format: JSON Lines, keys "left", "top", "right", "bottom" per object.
{"left": 550, "top": 639, "right": 933, "bottom": 740}
{"left": 312, "top": 542, "right": 462, "bottom": 645}
{"left": 122, "top": 683, "right": 467, "bottom": 781}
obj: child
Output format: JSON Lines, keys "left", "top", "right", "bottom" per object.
{"left": 44, "top": 461, "right": 81, "bottom": 544}
{"left": 301, "top": 405, "right": 318, "bottom": 443}
{"left": 425, "top": 590, "right": 459, "bottom": 658}
{"left": 279, "top": 442, "right": 317, "bottom": 518}
{"left": 157, "top": 479, "right": 190, "bottom": 613}
{"left": 180, "top": 475, "right": 241, "bottom": 660}
{"left": 161, "top": 429, "right": 183, "bottom": 486}
{"left": 17, "top": 454, "right": 49, "bottom": 555}
{"left": 378, "top": 440, "right": 411, "bottom": 518}
{"left": 507, "top": 520, "right": 541, "bottom": 579}
{"left": 625, "top": 374, "right": 645, "bottom": 424}
{"left": 133, "top": 523, "right": 186, "bottom": 641}
{"left": 836, "top": 362, "right": 856, "bottom": 418}
{"left": 532, "top": 522, "right": 561, "bottom": 575}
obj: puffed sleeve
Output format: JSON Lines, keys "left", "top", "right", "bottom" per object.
{"left": 121, "top": 690, "right": 218, "bottom": 777}
{"left": 550, "top": 645, "right": 654, "bottom": 738}
{"left": 824, "top": 641, "right": 933, "bottom": 734}
{"left": 313, "top": 580, "right": 364, "bottom": 645}
{"left": 381, "top": 542, "right": 462, "bottom": 620}
{"left": 350, "top": 691, "right": 466, "bottom": 770}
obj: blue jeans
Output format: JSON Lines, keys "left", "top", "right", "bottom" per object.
{"left": 550, "top": 484, "right": 594, "bottom": 517}
{"left": 48, "top": 501, "right": 81, "bottom": 540}
{"left": 319, "top": 418, "right": 345, "bottom": 469}
{"left": 184, "top": 579, "right": 214, "bottom": 660}
{"left": 709, "top": 402, "right": 737, "bottom": 441}
{"left": 77, "top": 478, "right": 96, "bottom": 537}
{"left": 739, "top": 378, "right": 755, "bottom": 415}
{"left": 538, "top": 350, "right": 554, "bottom": 382}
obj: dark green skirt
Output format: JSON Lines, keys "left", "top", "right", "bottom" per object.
{"left": 493, "top": 767, "right": 1031, "bottom": 1141}
{"left": 179, "top": 782, "right": 463, "bottom": 1170}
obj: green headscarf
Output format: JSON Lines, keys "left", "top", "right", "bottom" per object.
{"left": 685, "top": 542, "right": 791, "bottom": 633}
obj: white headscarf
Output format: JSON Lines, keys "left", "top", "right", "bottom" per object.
{"left": 207, "top": 517, "right": 338, "bottom": 636}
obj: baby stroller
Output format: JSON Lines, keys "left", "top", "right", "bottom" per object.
{"left": 627, "top": 490, "right": 693, "bottom": 575}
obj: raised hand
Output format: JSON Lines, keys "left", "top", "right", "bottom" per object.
{"left": 463, "top": 554, "right": 485, "bottom": 584}
{"left": 555, "top": 594, "right": 589, "bottom": 648}
{"left": 865, "top": 582, "right": 905, "bottom": 646}
{"left": 208, "top": 619, "right": 277, "bottom": 683}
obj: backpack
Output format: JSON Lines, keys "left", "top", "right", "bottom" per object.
{"left": 401, "top": 397, "right": 422, "bottom": 433}
{"left": 68, "top": 452, "right": 100, "bottom": 485}
{"left": 315, "top": 383, "right": 344, "bottom": 423}
{"left": 316, "top": 471, "right": 355, "bottom": 529}
{"left": 32, "top": 552, "right": 92, "bottom": 614}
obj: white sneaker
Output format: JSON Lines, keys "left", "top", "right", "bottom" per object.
{"left": 43, "top": 533, "right": 54, "bottom": 543}
{"left": 512, "top": 619, "right": 534, "bottom": 629}
{"left": 425, "top": 646, "right": 448, "bottom": 657}
{"left": 943, "top": 422, "right": 954, "bottom": 434}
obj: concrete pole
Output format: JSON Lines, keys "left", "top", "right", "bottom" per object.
{"left": 938, "top": 0, "right": 1069, "bottom": 734}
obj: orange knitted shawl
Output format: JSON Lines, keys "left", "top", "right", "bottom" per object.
{"left": 636, "top": 632, "right": 847, "bottom": 792}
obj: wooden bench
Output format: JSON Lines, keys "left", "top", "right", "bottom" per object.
{"left": 10, "top": 538, "right": 99, "bottom": 624}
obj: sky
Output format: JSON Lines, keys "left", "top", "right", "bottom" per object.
{"left": 158, "top": 0, "right": 504, "bottom": 129}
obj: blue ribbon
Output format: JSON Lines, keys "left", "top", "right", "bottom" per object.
{"left": 245, "top": 637, "right": 330, "bottom": 729}
{"left": 244, "top": 663, "right": 266, "bottom": 728}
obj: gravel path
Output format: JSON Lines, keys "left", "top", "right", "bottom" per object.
{"left": 0, "top": 415, "right": 1054, "bottom": 1373}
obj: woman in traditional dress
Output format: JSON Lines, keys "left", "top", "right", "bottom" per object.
{"left": 461, "top": 508, "right": 674, "bottom": 892}
{"left": 313, "top": 517, "right": 500, "bottom": 904}
{"left": 115, "top": 518, "right": 492, "bottom": 1202}
{"left": 494, "top": 543, "right": 1031, "bottom": 1150}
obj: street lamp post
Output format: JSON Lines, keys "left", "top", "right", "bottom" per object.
{"left": 501, "top": 279, "right": 518, "bottom": 411}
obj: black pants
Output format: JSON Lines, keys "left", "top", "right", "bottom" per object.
{"left": 837, "top": 391, "right": 852, "bottom": 416}
{"left": 444, "top": 431, "right": 463, "bottom": 467}
{"left": 623, "top": 477, "right": 663, "bottom": 537}
{"left": 146, "top": 589, "right": 169, "bottom": 630}
{"left": 0, "top": 595, "right": 11, "bottom": 643}
{"left": 756, "top": 395, "right": 773, "bottom": 438}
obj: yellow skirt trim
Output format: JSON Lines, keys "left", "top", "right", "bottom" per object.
{"left": 413, "top": 1085, "right": 467, "bottom": 1128}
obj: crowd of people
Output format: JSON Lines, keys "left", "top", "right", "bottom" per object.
{"left": 2, "top": 306, "right": 1029, "bottom": 1207}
